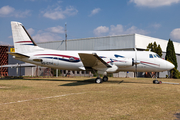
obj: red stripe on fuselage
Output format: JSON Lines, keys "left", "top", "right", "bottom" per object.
{"left": 140, "top": 61, "right": 160, "bottom": 67}
{"left": 16, "top": 41, "right": 33, "bottom": 43}
{"left": 34, "top": 54, "right": 79, "bottom": 60}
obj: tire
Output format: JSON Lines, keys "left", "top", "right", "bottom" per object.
{"left": 103, "top": 76, "right": 108, "bottom": 82}
{"left": 153, "top": 80, "right": 159, "bottom": 84}
{"left": 95, "top": 77, "right": 102, "bottom": 83}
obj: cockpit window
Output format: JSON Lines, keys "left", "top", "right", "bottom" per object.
{"left": 156, "top": 54, "right": 160, "bottom": 58}
{"left": 149, "top": 54, "right": 153, "bottom": 58}
{"left": 153, "top": 54, "right": 157, "bottom": 58}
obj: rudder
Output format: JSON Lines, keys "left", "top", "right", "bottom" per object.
{"left": 11, "top": 21, "right": 39, "bottom": 54}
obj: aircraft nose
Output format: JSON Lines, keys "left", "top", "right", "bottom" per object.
{"left": 166, "top": 61, "right": 175, "bottom": 70}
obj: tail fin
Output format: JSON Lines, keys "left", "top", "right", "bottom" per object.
{"left": 11, "top": 21, "right": 41, "bottom": 54}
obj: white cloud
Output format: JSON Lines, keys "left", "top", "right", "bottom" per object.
{"left": 125, "top": 26, "right": 148, "bottom": 35}
{"left": 27, "top": 28, "right": 35, "bottom": 35}
{"left": 89, "top": 8, "right": 101, "bottom": 16}
{"left": 42, "top": 5, "right": 78, "bottom": 20}
{"left": 8, "top": 36, "right": 13, "bottom": 39}
{"left": 32, "top": 26, "right": 64, "bottom": 42}
{"left": 0, "top": 6, "right": 14, "bottom": 16}
{"left": 0, "top": 41, "right": 11, "bottom": 46}
{"left": 46, "top": 26, "right": 64, "bottom": 34}
{"left": 94, "top": 24, "right": 148, "bottom": 37}
{"left": 129, "top": 0, "right": 180, "bottom": 7}
{"left": 109, "top": 24, "right": 124, "bottom": 35}
{"left": 170, "top": 28, "right": 180, "bottom": 40}
{"left": 0, "top": 5, "right": 31, "bottom": 18}
{"left": 14, "top": 10, "right": 31, "bottom": 18}
{"left": 151, "top": 23, "right": 161, "bottom": 29}
{"left": 93, "top": 26, "right": 109, "bottom": 36}
{"left": 32, "top": 32, "right": 63, "bottom": 42}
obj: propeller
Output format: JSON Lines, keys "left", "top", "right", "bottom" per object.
{"left": 134, "top": 46, "right": 140, "bottom": 77}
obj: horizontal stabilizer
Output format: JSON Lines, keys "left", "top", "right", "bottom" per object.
{"left": 7, "top": 52, "right": 29, "bottom": 58}
{"left": 0, "top": 63, "right": 36, "bottom": 68}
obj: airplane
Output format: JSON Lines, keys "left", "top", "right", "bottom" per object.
{"left": 8, "top": 21, "right": 175, "bottom": 83}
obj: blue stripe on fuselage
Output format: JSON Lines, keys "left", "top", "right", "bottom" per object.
{"left": 41, "top": 57, "right": 80, "bottom": 63}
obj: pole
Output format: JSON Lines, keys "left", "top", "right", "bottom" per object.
{"left": 65, "top": 23, "right": 67, "bottom": 50}
{"left": 20, "top": 64, "right": 21, "bottom": 77}
{"left": 32, "top": 67, "right": 33, "bottom": 77}
{"left": 56, "top": 69, "right": 58, "bottom": 77}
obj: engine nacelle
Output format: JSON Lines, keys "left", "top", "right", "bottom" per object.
{"left": 106, "top": 65, "right": 118, "bottom": 72}
{"left": 97, "top": 65, "right": 118, "bottom": 75}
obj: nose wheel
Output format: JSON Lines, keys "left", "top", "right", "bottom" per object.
{"left": 153, "top": 80, "right": 162, "bottom": 84}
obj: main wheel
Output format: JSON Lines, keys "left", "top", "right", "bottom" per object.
{"left": 103, "top": 76, "right": 108, "bottom": 82}
{"left": 95, "top": 77, "right": 102, "bottom": 83}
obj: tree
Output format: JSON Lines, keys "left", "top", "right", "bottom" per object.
{"left": 165, "top": 39, "right": 179, "bottom": 78}
{"left": 157, "top": 45, "right": 162, "bottom": 57}
{"left": 171, "top": 68, "right": 180, "bottom": 79}
{"left": 145, "top": 42, "right": 162, "bottom": 57}
{"left": 165, "top": 39, "right": 177, "bottom": 69}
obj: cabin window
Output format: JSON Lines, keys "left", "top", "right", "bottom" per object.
{"left": 149, "top": 54, "right": 153, "bottom": 58}
{"left": 156, "top": 54, "right": 160, "bottom": 58}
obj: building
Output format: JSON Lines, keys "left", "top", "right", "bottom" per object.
{"left": 0, "top": 45, "right": 25, "bottom": 77}
{"left": 0, "top": 45, "right": 9, "bottom": 76}
{"left": 37, "top": 33, "right": 180, "bottom": 78}
{"left": 1, "top": 33, "right": 179, "bottom": 77}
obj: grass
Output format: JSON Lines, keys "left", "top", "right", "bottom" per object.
{"left": 0, "top": 77, "right": 180, "bottom": 119}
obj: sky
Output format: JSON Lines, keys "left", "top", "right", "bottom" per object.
{"left": 0, "top": 0, "right": 180, "bottom": 45}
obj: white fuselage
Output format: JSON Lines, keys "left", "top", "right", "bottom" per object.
{"left": 15, "top": 48, "right": 174, "bottom": 73}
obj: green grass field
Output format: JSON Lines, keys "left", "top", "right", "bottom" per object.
{"left": 0, "top": 77, "right": 180, "bottom": 120}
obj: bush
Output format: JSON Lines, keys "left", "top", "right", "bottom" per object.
{"left": 170, "top": 68, "right": 180, "bottom": 79}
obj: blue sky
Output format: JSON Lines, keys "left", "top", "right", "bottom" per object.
{"left": 0, "top": 0, "right": 180, "bottom": 45}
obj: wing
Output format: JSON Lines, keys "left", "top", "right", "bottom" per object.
{"left": 78, "top": 53, "right": 111, "bottom": 70}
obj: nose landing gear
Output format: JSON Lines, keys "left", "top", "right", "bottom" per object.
{"left": 153, "top": 80, "right": 162, "bottom": 84}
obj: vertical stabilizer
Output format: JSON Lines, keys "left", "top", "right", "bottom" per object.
{"left": 11, "top": 21, "right": 41, "bottom": 54}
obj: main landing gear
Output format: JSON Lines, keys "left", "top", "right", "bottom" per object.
{"left": 95, "top": 76, "right": 108, "bottom": 83}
